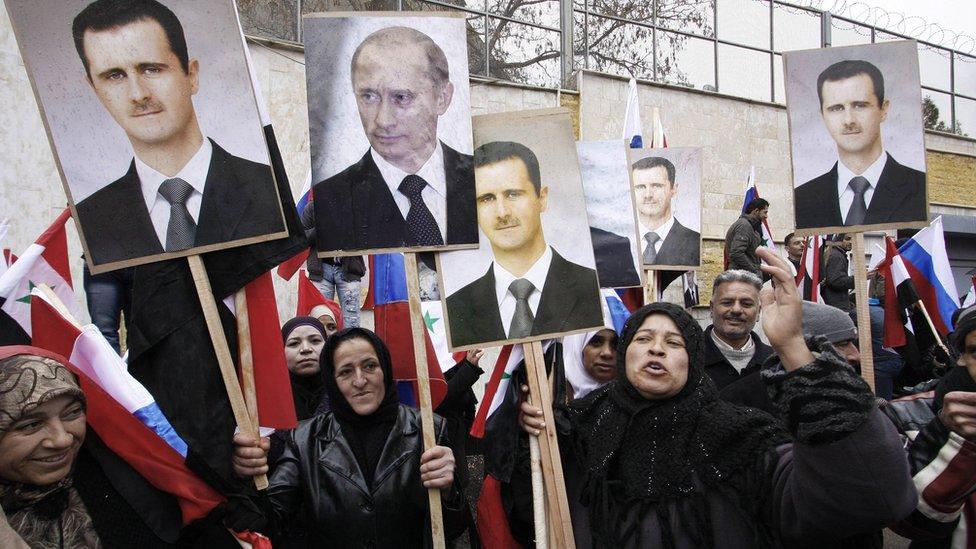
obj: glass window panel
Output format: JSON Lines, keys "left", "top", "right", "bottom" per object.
{"left": 829, "top": 19, "right": 871, "bottom": 47}
{"left": 773, "top": 3, "right": 820, "bottom": 52}
{"left": 657, "top": 0, "right": 714, "bottom": 39}
{"left": 302, "top": 0, "right": 398, "bottom": 13}
{"left": 573, "top": 10, "right": 588, "bottom": 71}
{"left": 956, "top": 97, "right": 976, "bottom": 138}
{"left": 487, "top": 17, "right": 561, "bottom": 87}
{"left": 918, "top": 43, "right": 951, "bottom": 91}
{"left": 585, "top": 0, "right": 654, "bottom": 25}
{"left": 922, "top": 91, "right": 953, "bottom": 133}
{"left": 487, "top": 0, "right": 560, "bottom": 29}
{"left": 718, "top": 43, "right": 771, "bottom": 101}
{"left": 957, "top": 53, "right": 976, "bottom": 98}
{"left": 657, "top": 29, "right": 715, "bottom": 90}
{"left": 238, "top": 0, "right": 298, "bottom": 43}
{"left": 466, "top": 14, "right": 488, "bottom": 77}
{"left": 582, "top": 15, "right": 654, "bottom": 80}
{"left": 773, "top": 53, "right": 784, "bottom": 103}
{"left": 717, "top": 0, "right": 769, "bottom": 50}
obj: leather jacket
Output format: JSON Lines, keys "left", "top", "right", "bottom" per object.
{"left": 266, "top": 405, "right": 464, "bottom": 548}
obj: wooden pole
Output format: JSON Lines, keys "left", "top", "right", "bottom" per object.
{"left": 402, "top": 252, "right": 445, "bottom": 549}
{"left": 915, "top": 299, "right": 952, "bottom": 357}
{"left": 529, "top": 436, "right": 547, "bottom": 549}
{"left": 524, "top": 341, "right": 576, "bottom": 549}
{"left": 851, "top": 234, "right": 876, "bottom": 393}
{"left": 644, "top": 269, "right": 658, "bottom": 304}
{"left": 234, "top": 289, "right": 267, "bottom": 490}
{"left": 186, "top": 256, "right": 268, "bottom": 488}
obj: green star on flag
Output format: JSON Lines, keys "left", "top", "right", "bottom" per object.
{"left": 16, "top": 281, "right": 49, "bottom": 304}
{"left": 423, "top": 310, "right": 440, "bottom": 331}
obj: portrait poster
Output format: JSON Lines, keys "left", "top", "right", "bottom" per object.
{"left": 627, "top": 147, "right": 703, "bottom": 270}
{"left": 784, "top": 40, "right": 928, "bottom": 234}
{"left": 4, "top": 0, "right": 287, "bottom": 273}
{"left": 577, "top": 140, "right": 644, "bottom": 288}
{"left": 304, "top": 13, "right": 477, "bottom": 256}
{"left": 438, "top": 108, "right": 604, "bottom": 351}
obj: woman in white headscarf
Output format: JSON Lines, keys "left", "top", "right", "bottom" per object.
{"left": 561, "top": 300, "right": 619, "bottom": 401}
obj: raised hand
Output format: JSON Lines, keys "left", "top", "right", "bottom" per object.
{"left": 757, "top": 247, "right": 815, "bottom": 372}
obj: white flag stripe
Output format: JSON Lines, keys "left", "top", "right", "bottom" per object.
{"left": 69, "top": 325, "right": 156, "bottom": 413}
{"left": 0, "top": 242, "right": 43, "bottom": 299}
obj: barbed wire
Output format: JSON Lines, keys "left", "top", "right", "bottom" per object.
{"left": 782, "top": 0, "right": 975, "bottom": 55}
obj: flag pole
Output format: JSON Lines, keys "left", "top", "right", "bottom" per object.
{"left": 523, "top": 340, "right": 575, "bottom": 549}
{"left": 233, "top": 289, "right": 267, "bottom": 490}
{"left": 851, "top": 234, "right": 876, "bottom": 393}
{"left": 529, "top": 426, "right": 547, "bottom": 548}
{"left": 402, "top": 252, "right": 445, "bottom": 549}
{"left": 914, "top": 299, "right": 952, "bottom": 358}
{"left": 186, "top": 256, "right": 268, "bottom": 488}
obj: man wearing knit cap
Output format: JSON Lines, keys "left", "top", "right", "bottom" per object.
{"left": 720, "top": 300, "right": 861, "bottom": 414}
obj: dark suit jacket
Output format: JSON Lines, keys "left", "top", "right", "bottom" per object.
{"left": 589, "top": 226, "right": 640, "bottom": 288}
{"left": 651, "top": 218, "right": 701, "bottom": 266}
{"left": 794, "top": 153, "right": 926, "bottom": 229}
{"left": 75, "top": 139, "right": 284, "bottom": 266}
{"left": 312, "top": 142, "right": 477, "bottom": 253}
{"left": 445, "top": 249, "right": 603, "bottom": 348}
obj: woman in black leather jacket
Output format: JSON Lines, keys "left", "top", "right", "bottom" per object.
{"left": 233, "top": 327, "right": 465, "bottom": 548}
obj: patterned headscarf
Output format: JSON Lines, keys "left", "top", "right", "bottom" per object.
{"left": 0, "top": 347, "right": 84, "bottom": 439}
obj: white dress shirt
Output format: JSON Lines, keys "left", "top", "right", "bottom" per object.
{"left": 136, "top": 138, "right": 212, "bottom": 249}
{"left": 837, "top": 150, "right": 887, "bottom": 224}
{"left": 371, "top": 144, "right": 448, "bottom": 242}
{"left": 493, "top": 246, "right": 553, "bottom": 337}
{"left": 639, "top": 216, "right": 675, "bottom": 255}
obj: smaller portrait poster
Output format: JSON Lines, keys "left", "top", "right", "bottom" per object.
{"left": 627, "top": 147, "right": 702, "bottom": 270}
{"left": 438, "top": 108, "right": 604, "bottom": 351}
{"left": 4, "top": 0, "right": 287, "bottom": 273}
{"left": 304, "top": 13, "right": 477, "bottom": 256}
{"left": 784, "top": 40, "right": 928, "bottom": 234}
{"left": 577, "top": 140, "right": 643, "bottom": 288}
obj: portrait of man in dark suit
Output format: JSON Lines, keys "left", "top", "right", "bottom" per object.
{"left": 794, "top": 59, "right": 926, "bottom": 230}
{"left": 71, "top": 0, "right": 284, "bottom": 267}
{"left": 445, "top": 141, "right": 603, "bottom": 348}
{"left": 311, "top": 25, "right": 477, "bottom": 254}
{"left": 632, "top": 156, "right": 701, "bottom": 267}
{"left": 588, "top": 226, "right": 640, "bottom": 288}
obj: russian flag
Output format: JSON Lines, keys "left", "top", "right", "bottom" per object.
{"left": 741, "top": 167, "right": 776, "bottom": 252}
{"left": 622, "top": 78, "right": 644, "bottom": 149}
{"left": 28, "top": 287, "right": 225, "bottom": 524}
{"left": 370, "top": 253, "right": 447, "bottom": 408}
{"left": 603, "top": 288, "right": 632, "bottom": 334}
{"left": 897, "top": 217, "right": 960, "bottom": 335}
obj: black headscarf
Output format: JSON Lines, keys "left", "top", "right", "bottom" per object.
{"left": 566, "top": 302, "right": 790, "bottom": 548}
{"left": 282, "top": 316, "right": 329, "bottom": 420}
{"left": 320, "top": 328, "right": 400, "bottom": 487}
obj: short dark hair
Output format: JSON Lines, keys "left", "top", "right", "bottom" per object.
{"left": 474, "top": 141, "right": 542, "bottom": 195}
{"left": 744, "top": 198, "right": 769, "bottom": 214}
{"left": 351, "top": 26, "right": 450, "bottom": 88}
{"left": 817, "top": 59, "right": 885, "bottom": 107}
{"left": 73, "top": 0, "right": 189, "bottom": 79}
{"left": 784, "top": 232, "right": 800, "bottom": 247}
{"left": 631, "top": 156, "right": 676, "bottom": 186}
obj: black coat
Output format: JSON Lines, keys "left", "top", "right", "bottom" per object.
{"left": 589, "top": 226, "right": 640, "bottom": 288}
{"left": 75, "top": 139, "right": 286, "bottom": 267}
{"left": 702, "top": 325, "right": 774, "bottom": 391}
{"left": 647, "top": 218, "right": 701, "bottom": 267}
{"left": 266, "top": 405, "right": 465, "bottom": 548}
{"left": 445, "top": 249, "right": 603, "bottom": 348}
{"left": 822, "top": 246, "right": 854, "bottom": 312}
{"left": 794, "top": 153, "right": 926, "bottom": 230}
{"left": 312, "top": 143, "right": 477, "bottom": 253}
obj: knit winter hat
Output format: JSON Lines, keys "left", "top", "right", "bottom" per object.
{"left": 802, "top": 301, "right": 856, "bottom": 344}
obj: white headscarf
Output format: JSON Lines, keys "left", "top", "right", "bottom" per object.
{"left": 561, "top": 297, "right": 616, "bottom": 400}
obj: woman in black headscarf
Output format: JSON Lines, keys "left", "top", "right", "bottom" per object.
{"left": 233, "top": 327, "right": 465, "bottom": 547}
{"left": 280, "top": 316, "right": 329, "bottom": 420}
{"left": 521, "top": 248, "right": 916, "bottom": 548}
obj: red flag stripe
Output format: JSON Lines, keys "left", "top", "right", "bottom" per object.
{"left": 242, "top": 272, "right": 297, "bottom": 430}
{"left": 470, "top": 345, "right": 514, "bottom": 439}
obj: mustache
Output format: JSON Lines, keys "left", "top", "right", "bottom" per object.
{"left": 130, "top": 99, "right": 164, "bottom": 116}
{"left": 493, "top": 217, "right": 520, "bottom": 230}
{"left": 841, "top": 123, "right": 862, "bottom": 134}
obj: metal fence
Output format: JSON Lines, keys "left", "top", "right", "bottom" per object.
{"left": 237, "top": 0, "right": 975, "bottom": 136}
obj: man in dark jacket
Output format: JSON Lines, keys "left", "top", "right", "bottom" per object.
{"left": 724, "top": 198, "right": 768, "bottom": 276}
{"left": 703, "top": 269, "right": 773, "bottom": 390}
{"left": 822, "top": 233, "right": 855, "bottom": 312}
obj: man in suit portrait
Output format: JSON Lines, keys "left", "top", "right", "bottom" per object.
{"left": 312, "top": 26, "right": 477, "bottom": 253}
{"left": 72, "top": 0, "right": 284, "bottom": 266}
{"left": 446, "top": 141, "right": 602, "bottom": 348}
{"left": 794, "top": 59, "right": 926, "bottom": 229}
{"left": 632, "top": 156, "right": 701, "bottom": 267}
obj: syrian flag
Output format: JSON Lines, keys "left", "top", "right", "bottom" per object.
{"left": 276, "top": 172, "right": 313, "bottom": 281}
{"left": 962, "top": 276, "right": 976, "bottom": 308}
{"left": 420, "top": 300, "right": 466, "bottom": 373}
{"left": 222, "top": 271, "right": 298, "bottom": 430}
{"left": 370, "top": 253, "right": 447, "bottom": 408}
{"left": 796, "top": 235, "right": 824, "bottom": 303}
{"left": 0, "top": 209, "right": 80, "bottom": 338}
{"left": 898, "top": 217, "right": 960, "bottom": 335}
{"left": 877, "top": 237, "right": 922, "bottom": 348}
{"left": 28, "top": 289, "right": 225, "bottom": 524}
{"left": 296, "top": 269, "right": 343, "bottom": 328}
{"left": 622, "top": 78, "right": 644, "bottom": 148}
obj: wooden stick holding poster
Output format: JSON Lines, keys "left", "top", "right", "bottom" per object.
{"left": 524, "top": 341, "right": 576, "bottom": 549}
{"left": 187, "top": 256, "right": 269, "bottom": 489}
{"left": 233, "top": 289, "right": 267, "bottom": 490}
{"left": 851, "top": 234, "right": 876, "bottom": 393}
{"left": 403, "top": 253, "right": 446, "bottom": 549}
{"left": 529, "top": 430, "right": 548, "bottom": 548}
